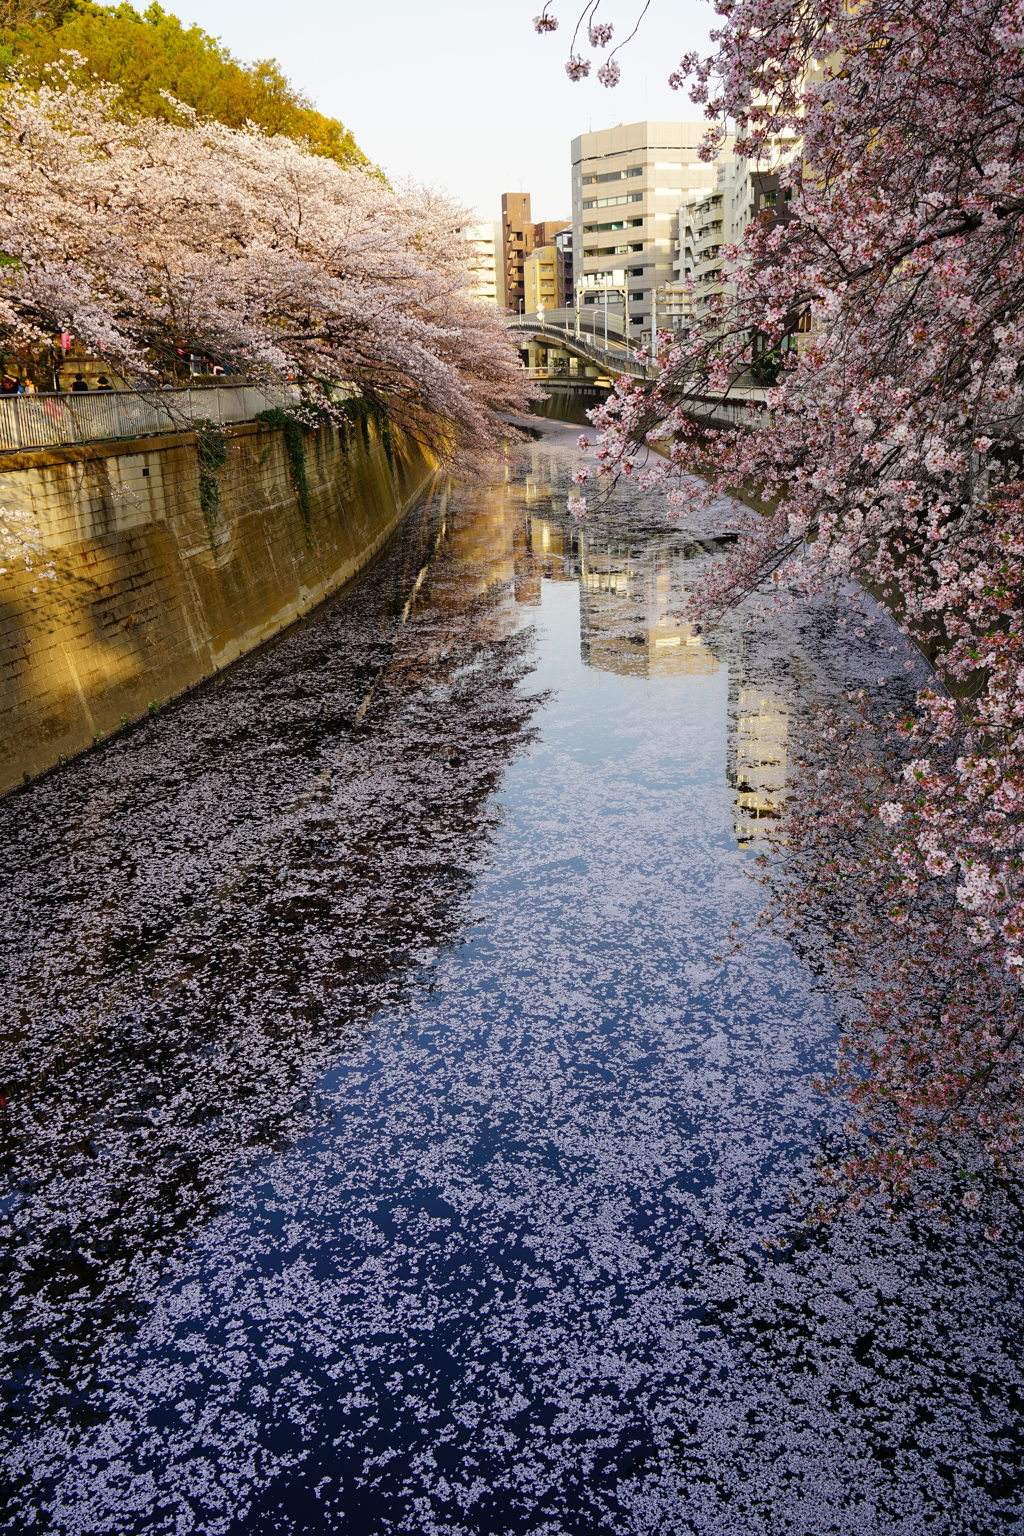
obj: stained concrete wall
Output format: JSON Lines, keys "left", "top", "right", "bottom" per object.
{"left": 0, "top": 416, "right": 437, "bottom": 794}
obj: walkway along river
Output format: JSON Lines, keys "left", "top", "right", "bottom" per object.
{"left": 1, "top": 421, "right": 1021, "bottom": 1533}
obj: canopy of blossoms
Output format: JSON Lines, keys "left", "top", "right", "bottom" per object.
{"left": 0, "top": 68, "right": 533, "bottom": 461}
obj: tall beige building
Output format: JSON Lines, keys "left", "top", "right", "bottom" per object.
{"left": 571, "top": 122, "right": 728, "bottom": 341}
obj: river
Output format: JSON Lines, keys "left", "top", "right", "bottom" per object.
{"left": 1, "top": 421, "right": 1021, "bottom": 1534}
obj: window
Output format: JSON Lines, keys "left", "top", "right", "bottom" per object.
{"left": 629, "top": 290, "right": 644, "bottom": 301}
{"left": 582, "top": 166, "right": 642, "bottom": 185}
{"left": 581, "top": 218, "right": 643, "bottom": 234}
{"left": 581, "top": 192, "right": 643, "bottom": 210}
{"left": 588, "top": 242, "right": 647, "bottom": 257}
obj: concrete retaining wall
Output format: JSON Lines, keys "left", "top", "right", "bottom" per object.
{"left": 0, "top": 416, "right": 437, "bottom": 794}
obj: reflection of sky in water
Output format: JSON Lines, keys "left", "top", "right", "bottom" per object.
{"left": 0, "top": 423, "right": 1021, "bottom": 1534}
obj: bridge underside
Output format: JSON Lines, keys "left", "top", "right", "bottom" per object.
{"left": 514, "top": 332, "right": 620, "bottom": 383}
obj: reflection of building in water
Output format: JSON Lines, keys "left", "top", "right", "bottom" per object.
{"left": 446, "top": 484, "right": 539, "bottom": 607}
{"left": 529, "top": 517, "right": 579, "bottom": 584}
{"left": 518, "top": 443, "right": 576, "bottom": 509}
{"left": 726, "top": 677, "right": 789, "bottom": 847}
{"left": 577, "top": 530, "right": 720, "bottom": 678}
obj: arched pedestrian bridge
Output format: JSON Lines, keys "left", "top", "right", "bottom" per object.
{"left": 508, "top": 312, "right": 765, "bottom": 429}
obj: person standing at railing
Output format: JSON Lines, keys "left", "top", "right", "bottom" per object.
{"left": 70, "top": 373, "right": 89, "bottom": 392}
{"left": 96, "top": 376, "right": 113, "bottom": 391}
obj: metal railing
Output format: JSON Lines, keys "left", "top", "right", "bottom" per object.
{"left": 527, "top": 368, "right": 609, "bottom": 382}
{"left": 509, "top": 308, "right": 629, "bottom": 343}
{"left": 0, "top": 382, "right": 294, "bottom": 453}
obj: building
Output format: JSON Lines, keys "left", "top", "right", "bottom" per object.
{"left": 454, "top": 222, "right": 501, "bottom": 304}
{"left": 728, "top": 683, "right": 789, "bottom": 847}
{"left": 577, "top": 530, "right": 721, "bottom": 680}
{"left": 523, "top": 245, "right": 559, "bottom": 315}
{"left": 674, "top": 151, "right": 796, "bottom": 356}
{"left": 571, "top": 122, "right": 728, "bottom": 342}
{"left": 553, "top": 226, "right": 574, "bottom": 308}
{"left": 499, "top": 193, "right": 570, "bottom": 312}
{"left": 500, "top": 192, "right": 533, "bottom": 312}
{"left": 676, "top": 173, "right": 734, "bottom": 328}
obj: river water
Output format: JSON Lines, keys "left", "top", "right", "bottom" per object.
{"left": 1, "top": 422, "right": 1021, "bottom": 1534}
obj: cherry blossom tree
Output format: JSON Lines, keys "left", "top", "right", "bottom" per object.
{"left": 538, "top": 1, "right": 1024, "bottom": 1209}
{"left": 0, "top": 68, "right": 533, "bottom": 463}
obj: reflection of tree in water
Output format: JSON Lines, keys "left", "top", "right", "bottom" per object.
{"left": 0, "top": 484, "right": 544, "bottom": 1431}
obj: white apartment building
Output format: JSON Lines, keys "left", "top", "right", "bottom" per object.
{"left": 673, "top": 124, "right": 800, "bottom": 331}
{"left": 571, "top": 122, "right": 730, "bottom": 341}
{"left": 454, "top": 222, "right": 502, "bottom": 304}
{"left": 675, "top": 170, "right": 735, "bottom": 327}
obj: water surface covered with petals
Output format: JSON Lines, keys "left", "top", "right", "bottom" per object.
{"left": 1, "top": 423, "right": 1021, "bottom": 1533}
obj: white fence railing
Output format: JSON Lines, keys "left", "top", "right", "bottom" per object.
{"left": 0, "top": 383, "right": 293, "bottom": 453}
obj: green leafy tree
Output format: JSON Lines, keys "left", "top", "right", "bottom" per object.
{"left": 5, "top": 0, "right": 371, "bottom": 170}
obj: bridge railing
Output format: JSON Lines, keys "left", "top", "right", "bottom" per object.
{"left": 0, "top": 382, "right": 294, "bottom": 454}
{"left": 510, "top": 314, "right": 631, "bottom": 349}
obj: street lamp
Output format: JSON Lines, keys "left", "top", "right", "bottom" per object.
{"left": 598, "top": 284, "right": 629, "bottom": 352}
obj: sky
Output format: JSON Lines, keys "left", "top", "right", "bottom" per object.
{"left": 170, "top": 0, "right": 714, "bottom": 222}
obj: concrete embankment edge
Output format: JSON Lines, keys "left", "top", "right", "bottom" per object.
{"left": 0, "top": 417, "right": 438, "bottom": 795}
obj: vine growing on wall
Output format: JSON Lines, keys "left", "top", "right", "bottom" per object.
{"left": 256, "top": 408, "right": 313, "bottom": 546}
{"left": 193, "top": 420, "right": 228, "bottom": 548}
{"left": 337, "top": 395, "right": 395, "bottom": 473}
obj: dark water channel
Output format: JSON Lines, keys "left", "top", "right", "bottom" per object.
{"left": 1, "top": 423, "right": 1022, "bottom": 1533}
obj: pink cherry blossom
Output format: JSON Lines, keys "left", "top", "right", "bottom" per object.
{"left": 537, "top": 0, "right": 1024, "bottom": 1209}
{"left": 0, "top": 67, "right": 534, "bottom": 469}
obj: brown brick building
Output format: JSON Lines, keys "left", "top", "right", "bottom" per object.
{"left": 499, "top": 193, "right": 570, "bottom": 312}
